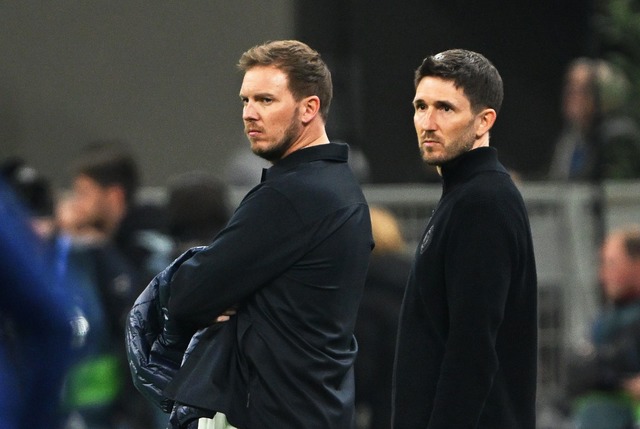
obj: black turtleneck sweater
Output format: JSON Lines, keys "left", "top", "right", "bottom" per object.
{"left": 392, "top": 147, "right": 538, "bottom": 429}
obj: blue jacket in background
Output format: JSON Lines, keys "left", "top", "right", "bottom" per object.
{"left": 0, "top": 179, "right": 76, "bottom": 429}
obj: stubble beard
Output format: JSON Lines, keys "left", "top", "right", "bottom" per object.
{"left": 250, "top": 116, "right": 302, "bottom": 163}
{"left": 420, "top": 123, "right": 477, "bottom": 166}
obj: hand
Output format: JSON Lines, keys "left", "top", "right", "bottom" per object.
{"left": 215, "top": 307, "right": 237, "bottom": 323}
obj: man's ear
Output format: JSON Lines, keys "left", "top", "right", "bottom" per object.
{"left": 300, "top": 95, "right": 321, "bottom": 125}
{"left": 475, "top": 108, "right": 497, "bottom": 138}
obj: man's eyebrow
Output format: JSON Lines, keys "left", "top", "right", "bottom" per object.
{"left": 412, "top": 98, "right": 452, "bottom": 105}
{"left": 434, "top": 100, "right": 455, "bottom": 108}
{"left": 239, "top": 92, "right": 276, "bottom": 99}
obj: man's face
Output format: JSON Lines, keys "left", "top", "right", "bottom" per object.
{"left": 562, "top": 64, "right": 596, "bottom": 129}
{"left": 413, "top": 76, "right": 480, "bottom": 166}
{"left": 599, "top": 234, "right": 636, "bottom": 301}
{"left": 70, "top": 174, "right": 112, "bottom": 232}
{"left": 240, "top": 65, "right": 303, "bottom": 162}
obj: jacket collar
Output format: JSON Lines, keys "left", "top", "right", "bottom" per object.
{"left": 261, "top": 143, "right": 349, "bottom": 182}
{"left": 440, "top": 146, "right": 507, "bottom": 193}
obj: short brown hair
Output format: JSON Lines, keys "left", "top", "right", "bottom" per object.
{"left": 415, "top": 49, "right": 503, "bottom": 114}
{"left": 238, "top": 40, "right": 333, "bottom": 120}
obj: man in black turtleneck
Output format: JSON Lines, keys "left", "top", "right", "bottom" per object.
{"left": 392, "top": 49, "right": 538, "bottom": 429}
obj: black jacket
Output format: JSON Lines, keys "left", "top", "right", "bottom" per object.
{"left": 125, "top": 247, "right": 203, "bottom": 413}
{"left": 392, "top": 147, "right": 538, "bottom": 429}
{"left": 164, "top": 143, "right": 373, "bottom": 429}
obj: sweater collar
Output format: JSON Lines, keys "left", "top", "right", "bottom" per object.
{"left": 261, "top": 142, "right": 349, "bottom": 182}
{"left": 440, "top": 147, "right": 506, "bottom": 193}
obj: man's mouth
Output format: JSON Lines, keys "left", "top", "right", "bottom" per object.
{"left": 246, "top": 128, "right": 262, "bottom": 137}
{"left": 422, "top": 140, "right": 441, "bottom": 147}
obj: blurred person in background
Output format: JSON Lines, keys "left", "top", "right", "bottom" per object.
{"left": 0, "top": 165, "right": 77, "bottom": 429}
{"left": 0, "top": 157, "right": 144, "bottom": 429}
{"left": 165, "top": 170, "right": 231, "bottom": 258}
{"left": 565, "top": 225, "right": 640, "bottom": 429}
{"left": 65, "top": 139, "right": 172, "bottom": 285}
{"left": 549, "top": 58, "right": 640, "bottom": 181}
{"left": 354, "top": 206, "right": 411, "bottom": 429}
{"left": 61, "top": 141, "right": 170, "bottom": 429}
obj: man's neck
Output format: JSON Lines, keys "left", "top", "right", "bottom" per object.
{"left": 282, "top": 123, "right": 330, "bottom": 159}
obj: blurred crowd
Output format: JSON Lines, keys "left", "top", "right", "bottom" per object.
{"left": 0, "top": 141, "right": 232, "bottom": 429}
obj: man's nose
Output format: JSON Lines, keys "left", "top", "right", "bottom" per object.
{"left": 418, "top": 109, "right": 436, "bottom": 131}
{"left": 243, "top": 102, "right": 258, "bottom": 121}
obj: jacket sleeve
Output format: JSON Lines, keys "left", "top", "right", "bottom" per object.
{"left": 125, "top": 247, "right": 204, "bottom": 412}
{"left": 168, "top": 186, "right": 306, "bottom": 329}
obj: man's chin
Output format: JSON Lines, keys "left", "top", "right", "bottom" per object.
{"left": 252, "top": 146, "right": 281, "bottom": 163}
{"left": 421, "top": 152, "right": 442, "bottom": 166}
{"left": 250, "top": 142, "right": 267, "bottom": 157}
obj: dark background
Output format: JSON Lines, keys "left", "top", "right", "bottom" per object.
{"left": 296, "top": 0, "right": 595, "bottom": 182}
